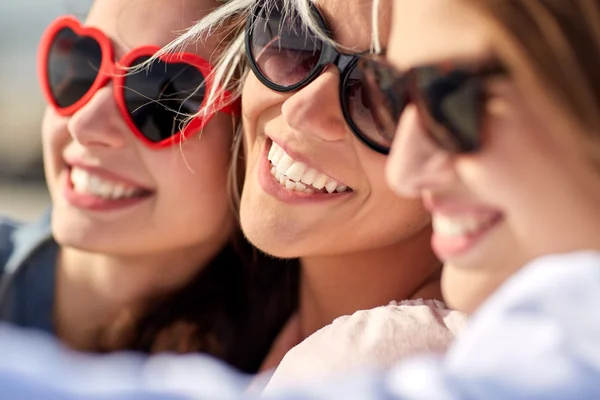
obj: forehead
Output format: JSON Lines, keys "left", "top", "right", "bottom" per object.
{"left": 85, "top": 0, "right": 222, "bottom": 58}
{"left": 388, "top": 0, "right": 494, "bottom": 69}
{"left": 315, "top": 0, "right": 392, "bottom": 50}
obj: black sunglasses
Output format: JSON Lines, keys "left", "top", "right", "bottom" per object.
{"left": 359, "top": 55, "right": 508, "bottom": 154}
{"left": 245, "top": 1, "right": 390, "bottom": 154}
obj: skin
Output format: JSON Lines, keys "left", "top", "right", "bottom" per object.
{"left": 42, "top": 0, "right": 235, "bottom": 350}
{"left": 385, "top": 0, "right": 600, "bottom": 313}
{"left": 239, "top": 0, "right": 442, "bottom": 339}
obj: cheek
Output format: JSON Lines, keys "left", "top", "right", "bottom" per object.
{"left": 151, "top": 120, "right": 233, "bottom": 216}
{"left": 241, "top": 74, "right": 285, "bottom": 144}
{"left": 456, "top": 106, "right": 550, "bottom": 207}
{"left": 41, "top": 107, "right": 70, "bottom": 153}
{"left": 454, "top": 112, "right": 575, "bottom": 252}
{"left": 362, "top": 152, "right": 431, "bottom": 239}
{"left": 41, "top": 108, "right": 71, "bottom": 188}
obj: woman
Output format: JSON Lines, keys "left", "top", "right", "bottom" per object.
{"left": 0, "top": 0, "right": 298, "bottom": 373}
{"left": 378, "top": 0, "right": 600, "bottom": 313}
{"left": 270, "top": 0, "right": 600, "bottom": 392}
{"left": 156, "top": 0, "right": 467, "bottom": 382}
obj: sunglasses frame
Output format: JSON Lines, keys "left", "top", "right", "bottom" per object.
{"left": 359, "top": 55, "right": 508, "bottom": 154}
{"left": 38, "top": 16, "right": 240, "bottom": 149}
{"left": 245, "top": 3, "right": 390, "bottom": 154}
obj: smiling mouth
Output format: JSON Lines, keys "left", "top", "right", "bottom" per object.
{"left": 69, "top": 167, "right": 152, "bottom": 201}
{"left": 267, "top": 141, "right": 352, "bottom": 194}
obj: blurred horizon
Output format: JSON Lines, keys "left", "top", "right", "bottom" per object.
{"left": 0, "top": 0, "right": 92, "bottom": 221}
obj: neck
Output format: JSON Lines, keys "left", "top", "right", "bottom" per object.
{"left": 54, "top": 242, "right": 226, "bottom": 351}
{"left": 297, "top": 227, "right": 442, "bottom": 339}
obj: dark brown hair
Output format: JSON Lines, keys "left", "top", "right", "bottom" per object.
{"left": 101, "top": 234, "right": 299, "bottom": 374}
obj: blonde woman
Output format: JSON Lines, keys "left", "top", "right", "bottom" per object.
{"left": 154, "top": 0, "right": 468, "bottom": 385}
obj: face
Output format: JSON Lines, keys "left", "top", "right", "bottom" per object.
{"left": 386, "top": 0, "right": 600, "bottom": 312}
{"left": 239, "top": 0, "right": 432, "bottom": 260}
{"left": 42, "top": 0, "right": 235, "bottom": 257}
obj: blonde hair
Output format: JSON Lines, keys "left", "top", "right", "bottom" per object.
{"left": 152, "top": 0, "right": 385, "bottom": 117}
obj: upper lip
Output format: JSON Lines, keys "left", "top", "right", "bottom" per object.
{"left": 65, "top": 159, "right": 154, "bottom": 191}
{"left": 423, "top": 194, "right": 502, "bottom": 217}
{"left": 267, "top": 136, "right": 351, "bottom": 187}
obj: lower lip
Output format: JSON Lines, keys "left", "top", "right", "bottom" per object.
{"left": 62, "top": 171, "right": 151, "bottom": 211}
{"left": 257, "top": 141, "right": 351, "bottom": 204}
{"left": 431, "top": 217, "right": 502, "bottom": 259}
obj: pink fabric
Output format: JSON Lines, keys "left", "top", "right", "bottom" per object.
{"left": 264, "top": 299, "right": 468, "bottom": 392}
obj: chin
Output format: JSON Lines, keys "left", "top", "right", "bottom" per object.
{"left": 51, "top": 212, "right": 127, "bottom": 255}
{"left": 441, "top": 259, "right": 515, "bottom": 314}
{"left": 240, "top": 222, "right": 298, "bottom": 259}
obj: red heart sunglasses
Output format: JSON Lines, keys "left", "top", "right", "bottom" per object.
{"left": 38, "top": 16, "right": 240, "bottom": 149}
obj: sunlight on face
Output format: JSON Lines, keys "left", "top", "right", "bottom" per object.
{"left": 239, "top": 0, "right": 432, "bottom": 262}
{"left": 384, "top": 0, "right": 600, "bottom": 311}
{"left": 42, "top": 0, "right": 235, "bottom": 258}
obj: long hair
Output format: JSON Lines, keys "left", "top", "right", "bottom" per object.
{"left": 109, "top": 234, "right": 299, "bottom": 374}
{"left": 464, "top": 0, "right": 600, "bottom": 149}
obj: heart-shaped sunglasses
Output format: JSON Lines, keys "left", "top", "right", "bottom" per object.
{"left": 38, "top": 16, "right": 240, "bottom": 149}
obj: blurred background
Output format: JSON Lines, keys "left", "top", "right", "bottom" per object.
{"left": 0, "top": 0, "right": 92, "bottom": 221}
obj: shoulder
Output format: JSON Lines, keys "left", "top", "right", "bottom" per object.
{"left": 0, "top": 217, "right": 23, "bottom": 272}
{"left": 0, "top": 213, "right": 53, "bottom": 275}
{"left": 265, "top": 300, "right": 468, "bottom": 391}
{"left": 312, "top": 300, "right": 468, "bottom": 354}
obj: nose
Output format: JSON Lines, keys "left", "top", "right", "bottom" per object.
{"left": 67, "top": 85, "right": 128, "bottom": 148}
{"left": 280, "top": 66, "right": 347, "bottom": 142}
{"left": 386, "top": 105, "right": 458, "bottom": 198}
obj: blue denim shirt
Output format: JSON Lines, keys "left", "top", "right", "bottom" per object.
{"left": 0, "top": 212, "right": 58, "bottom": 333}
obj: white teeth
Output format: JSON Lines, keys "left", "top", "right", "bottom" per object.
{"left": 300, "top": 168, "right": 317, "bottom": 185}
{"left": 325, "top": 181, "right": 338, "bottom": 194}
{"left": 112, "top": 185, "right": 125, "bottom": 199}
{"left": 268, "top": 144, "right": 278, "bottom": 161}
{"left": 294, "top": 182, "right": 306, "bottom": 192}
{"left": 312, "top": 174, "right": 328, "bottom": 190}
{"left": 432, "top": 214, "right": 490, "bottom": 237}
{"left": 285, "top": 162, "right": 307, "bottom": 182}
{"left": 69, "top": 167, "right": 143, "bottom": 200}
{"left": 89, "top": 176, "right": 102, "bottom": 193}
{"left": 276, "top": 154, "right": 293, "bottom": 174}
{"left": 285, "top": 180, "right": 296, "bottom": 190}
{"left": 267, "top": 141, "right": 351, "bottom": 194}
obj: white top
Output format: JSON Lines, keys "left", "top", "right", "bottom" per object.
{"left": 0, "top": 251, "right": 599, "bottom": 399}
{"left": 265, "top": 299, "right": 468, "bottom": 392}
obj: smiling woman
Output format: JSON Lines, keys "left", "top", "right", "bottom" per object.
{"left": 380, "top": 0, "right": 600, "bottom": 313}
{"left": 0, "top": 0, "right": 298, "bottom": 374}
{"left": 154, "top": 0, "right": 467, "bottom": 384}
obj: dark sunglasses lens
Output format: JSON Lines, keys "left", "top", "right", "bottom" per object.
{"left": 349, "top": 61, "right": 406, "bottom": 151}
{"left": 415, "top": 67, "right": 481, "bottom": 153}
{"left": 123, "top": 56, "right": 206, "bottom": 143}
{"left": 47, "top": 27, "right": 102, "bottom": 108}
{"left": 249, "top": 7, "right": 322, "bottom": 88}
